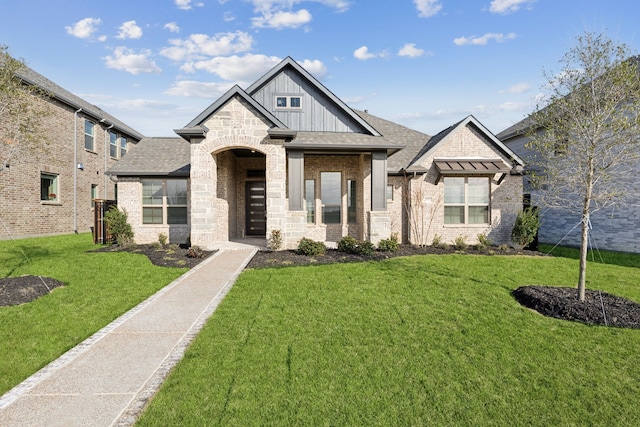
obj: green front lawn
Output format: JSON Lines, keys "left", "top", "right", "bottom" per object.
{"left": 0, "top": 234, "right": 187, "bottom": 395}
{"left": 138, "top": 253, "right": 640, "bottom": 426}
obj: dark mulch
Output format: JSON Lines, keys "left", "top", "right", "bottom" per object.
{"left": 246, "top": 244, "right": 544, "bottom": 269}
{"left": 91, "top": 243, "right": 216, "bottom": 269}
{"left": 513, "top": 285, "right": 640, "bottom": 329}
{"left": 0, "top": 276, "right": 65, "bottom": 307}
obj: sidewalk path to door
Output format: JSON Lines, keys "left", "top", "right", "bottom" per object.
{"left": 0, "top": 245, "right": 258, "bottom": 427}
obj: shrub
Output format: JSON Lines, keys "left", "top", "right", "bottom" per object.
{"left": 158, "top": 232, "right": 168, "bottom": 246}
{"left": 337, "top": 236, "right": 359, "bottom": 254}
{"left": 104, "top": 206, "right": 134, "bottom": 247}
{"left": 453, "top": 235, "right": 468, "bottom": 251}
{"left": 432, "top": 234, "right": 447, "bottom": 249}
{"left": 477, "top": 233, "right": 492, "bottom": 247}
{"left": 511, "top": 207, "right": 540, "bottom": 249}
{"left": 359, "top": 241, "right": 376, "bottom": 256}
{"left": 498, "top": 243, "right": 510, "bottom": 252}
{"left": 297, "top": 238, "right": 326, "bottom": 256}
{"left": 378, "top": 233, "right": 399, "bottom": 252}
{"left": 187, "top": 245, "right": 205, "bottom": 258}
{"left": 268, "top": 229, "right": 283, "bottom": 251}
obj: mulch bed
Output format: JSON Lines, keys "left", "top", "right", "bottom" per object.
{"left": 2, "top": 243, "right": 638, "bottom": 329}
{"left": 513, "top": 285, "right": 640, "bottom": 329}
{"left": 0, "top": 276, "right": 65, "bottom": 307}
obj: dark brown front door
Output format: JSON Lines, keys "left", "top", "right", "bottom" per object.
{"left": 246, "top": 181, "right": 266, "bottom": 236}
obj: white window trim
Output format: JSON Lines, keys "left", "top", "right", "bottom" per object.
{"left": 141, "top": 179, "right": 188, "bottom": 225}
{"left": 274, "top": 95, "right": 303, "bottom": 110}
{"left": 40, "top": 172, "right": 60, "bottom": 204}
{"left": 443, "top": 176, "right": 491, "bottom": 226}
{"left": 84, "top": 120, "right": 95, "bottom": 152}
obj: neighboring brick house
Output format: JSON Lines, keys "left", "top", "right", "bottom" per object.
{"left": 0, "top": 64, "right": 143, "bottom": 239}
{"left": 109, "top": 57, "right": 524, "bottom": 250}
{"left": 498, "top": 119, "right": 640, "bottom": 254}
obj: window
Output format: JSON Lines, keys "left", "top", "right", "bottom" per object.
{"left": 305, "top": 179, "right": 315, "bottom": 224}
{"left": 84, "top": 120, "right": 95, "bottom": 151}
{"left": 91, "top": 184, "right": 98, "bottom": 208}
{"left": 120, "top": 137, "right": 127, "bottom": 157}
{"left": 321, "top": 172, "right": 341, "bottom": 224}
{"left": 347, "top": 180, "right": 356, "bottom": 224}
{"left": 387, "top": 184, "right": 394, "bottom": 201}
{"left": 40, "top": 173, "right": 58, "bottom": 202}
{"left": 142, "top": 179, "right": 188, "bottom": 225}
{"left": 275, "top": 95, "right": 302, "bottom": 110}
{"left": 109, "top": 131, "right": 118, "bottom": 158}
{"left": 444, "top": 177, "right": 490, "bottom": 225}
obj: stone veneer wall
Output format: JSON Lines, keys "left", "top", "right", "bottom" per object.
{"left": 408, "top": 125, "right": 522, "bottom": 246}
{"left": 189, "top": 97, "right": 287, "bottom": 249}
{"left": 0, "top": 94, "right": 132, "bottom": 239}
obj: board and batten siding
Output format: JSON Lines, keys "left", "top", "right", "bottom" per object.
{"left": 251, "top": 68, "right": 367, "bottom": 133}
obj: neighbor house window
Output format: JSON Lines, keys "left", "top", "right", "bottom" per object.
{"left": 275, "top": 95, "right": 302, "bottom": 110}
{"left": 321, "top": 172, "right": 341, "bottom": 224}
{"left": 84, "top": 120, "right": 95, "bottom": 151}
{"left": 347, "top": 180, "right": 356, "bottom": 224}
{"left": 142, "top": 179, "right": 188, "bottom": 225}
{"left": 109, "top": 131, "right": 118, "bottom": 158}
{"left": 91, "top": 184, "right": 98, "bottom": 208}
{"left": 387, "top": 184, "right": 394, "bottom": 201}
{"left": 120, "top": 137, "right": 127, "bottom": 157}
{"left": 444, "top": 177, "right": 490, "bottom": 225}
{"left": 40, "top": 173, "right": 58, "bottom": 202}
{"left": 305, "top": 179, "right": 315, "bottom": 224}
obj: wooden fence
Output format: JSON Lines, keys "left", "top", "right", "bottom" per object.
{"left": 93, "top": 199, "right": 117, "bottom": 244}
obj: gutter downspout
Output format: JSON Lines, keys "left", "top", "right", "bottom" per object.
{"left": 101, "top": 121, "right": 113, "bottom": 199}
{"left": 73, "top": 108, "right": 82, "bottom": 233}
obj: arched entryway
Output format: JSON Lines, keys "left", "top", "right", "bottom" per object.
{"left": 214, "top": 148, "right": 267, "bottom": 239}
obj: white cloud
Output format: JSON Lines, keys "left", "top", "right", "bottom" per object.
{"left": 65, "top": 17, "right": 102, "bottom": 39}
{"left": 103, "top": 47, "right": 161, "bottom": 75}
{"left": 180, "top": 54, "right": 327, "bottom": 83}
{"left": 354, "top": 46, "right": 387, "bottom": 61}
{"left": 398, "top": 43, "right": 426, "bottom": 58}
{"left": 453, "top": 32, "right": 516, "bottom": 46}
{"left": 176, "top": 0, "right": 192, "bottom": 10}
{"left": 507, "top": 82, "right": 531, "bottom": 94}
{"left": 116, "top": 20, "right": 143, "bottom": 40}
{"left": 248, "top": 0, "right": 350, "bottom": 13}
{"left": 181, "top": 54, "right": 283, "bottom": 81}
{"left": 160, "top": 31, "right": 254, "bottom": 61}
{"left": 164, "top": 22, "right": 180, "bottom": 33}
{"left": 489, "top": 0, "right": 536, "bottom": 14}
{"left": 164, "top": 80, "right": 236, "bottom": 98}
{"left": 252, "top": 9, "right": 312, "bottom": 29}
{"left": 298, "top": 59, "right": 327, "bottom": 79}
{"left": 118, "top": 99, "right": 177, "bottom": 110}
{"left": 413, "top": 0, "right": 442, "bottom": 18}
{"left": 223, "top": 11, "right": 236, "bottom": 22}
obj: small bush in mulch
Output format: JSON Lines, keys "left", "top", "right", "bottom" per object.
{"left": 513, "top": 285, "right": 640, "bottom": 329}
{"left": 0, "top": 276, "right": 64, "bottom": 307}
{"left": 91, "top": 243, "right": 215, "bottom": 269}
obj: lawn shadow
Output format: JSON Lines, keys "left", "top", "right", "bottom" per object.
{"left": 3, "top": 245, "right": 51, "bottom": 278}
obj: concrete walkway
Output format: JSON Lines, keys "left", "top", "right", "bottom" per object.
{"left": 0, "top": 244, "right": 259, "bottom": 427}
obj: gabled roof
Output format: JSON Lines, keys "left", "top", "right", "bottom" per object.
{"left": 246, "top": 57, "right": 381, "bottom": 137}
{"left": 15, "top": 64, "right": 144, "bottom": 141}
{"left": 107, "top": 137, "right": 190, "bottom": 176}
{"left": 178, "top": 84, "right": 287, "bottom": 132}
{"left": 406, "top": 115, "right": 524, "bottom": 171}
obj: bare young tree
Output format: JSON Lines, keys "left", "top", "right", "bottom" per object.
{"left": 0, "top": 45, "right": 49, "bottom": 174}
{"left": 527, "top": 33, "right": 640, "bottom": 300}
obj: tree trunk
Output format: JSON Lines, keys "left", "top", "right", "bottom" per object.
{"left": 577, "top": 212, "right": 588, "bottom": 301}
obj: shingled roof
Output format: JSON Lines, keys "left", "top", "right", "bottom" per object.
{"left": 107, "top": 137, "right": 190, "bottom": 176}
{"left": 16, "top": 64, "right": 144, "bottom": 141}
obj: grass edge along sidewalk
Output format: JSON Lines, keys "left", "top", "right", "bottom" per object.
{"left": 0, "top": 233, "right": 187, "bottom": 396}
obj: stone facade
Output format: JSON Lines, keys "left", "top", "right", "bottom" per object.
{"left": 0, "top": 94, "right": 135, "bottom": 239}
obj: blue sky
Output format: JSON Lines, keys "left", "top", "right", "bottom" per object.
{"left": 1, "top": 0, "right": 639, "bottom": 137}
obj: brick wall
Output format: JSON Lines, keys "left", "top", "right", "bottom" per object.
{"left": 0, "top": 93, "right": 137, "bottom": 240}
{"left": 408, "top": 124, "right": 523, "bottom": 246}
